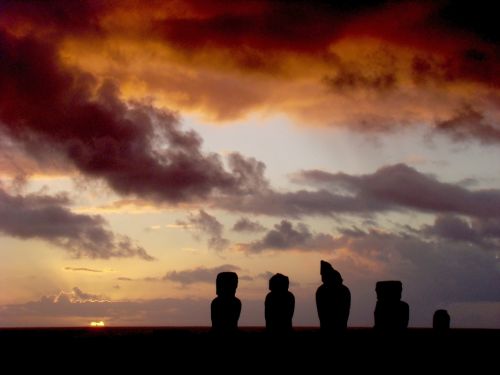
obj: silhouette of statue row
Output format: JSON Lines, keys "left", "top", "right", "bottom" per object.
{"left": 211, "top": 260, "right": 450, "bottom": 333}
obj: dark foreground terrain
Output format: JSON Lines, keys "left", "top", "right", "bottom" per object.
{"left": 1, "top": 327, "right": 497, "bottom": 370}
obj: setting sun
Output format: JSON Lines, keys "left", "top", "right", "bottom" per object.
{"left": 90, "top": 321, "right": 105, "bottom": 327}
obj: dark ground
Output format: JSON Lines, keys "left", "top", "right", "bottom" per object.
{"left": 1, "top": 327, "right": 497, "bottom": 370}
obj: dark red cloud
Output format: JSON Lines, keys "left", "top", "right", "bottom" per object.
{"left": 148, "top": 0, "right": 500, "bottom": 87}
{"left": 3, "top": 1, "right": 497, "bottom": 85}
{"left": 0, "top": 30, "right": 268, "bottom": 203}
{"left": 0, "top": 0, "right": 105, "bottom": 34}
{"left": 1, "top": 1, "right": 498, "bottom": 146}
{"left": 154, "top": 4, "right": 345, "bottom": 53}
{"left": 0, "top": 187, "right": 153, "bottom": 260}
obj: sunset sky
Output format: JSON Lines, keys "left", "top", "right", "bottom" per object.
{"left": 0, "top": 0, "right": 499, "bottom": 328}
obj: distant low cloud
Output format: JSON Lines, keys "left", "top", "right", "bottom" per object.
{"left": 70, "top": 287, "right": 108, "bottom": 302}
{"left": 51, "top": 287, "right": 109, "bottom": 304}
{"left": 163, "top": 264, "right": 241, "bottom": 285}
{"left": 232, "top": 217, "right": 266, "bottom": 233}
{"left": 0, "top": 290, "right": 212, "bottom": 327}
{"left": 255, "top": 271, "right": 274, "bottom": 280}
{"left": 117, "top": 277, "right": 133, "bottom": 281}
{"left": 177, "top": 210, "right": 229, "bottom": 251}
{"left": 0, "top": 188, "right": 154, "bottom": 260}
{"left": 65, "top": 267, "right": 103, "bottom": 273}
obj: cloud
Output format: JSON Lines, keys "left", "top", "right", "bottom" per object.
{"left": 162, "top": 264, "right": 241, "bottom": 285}
{"left": 0, "top": 30, "right": 273, "bottom": 205}
{"left": 0, "top": 187, "right": 153, "bottom": 260}
{"left": 216, "top": 163, "right": 500, "bottom": 219}
{"left": 0, "top": 0, "right": 106, "bottom": 35}
{"left": 287, "top": 163, "right": 500, "bottom": 218}
{"left": 0, "top": 290, "right": 212, "bottom": 327}
{"left": 4, "top": 1, "right": 498, "bottom": 57}
{"left": 45, "top": 287, "right": 109, "bottom": 305}
{"left": 330, "top": 227, "right": 500, "bottom": 306}
{"left": 216, "top": 188, "right": 384, "bottom": 217}
{"left": 238, "top": 220, "right": 339, "bottom": 253}
{"left": 1, "top": 2, "right": 498, "bottom": 144}
{"left": 177, "top": 210, "right": 229, "bottom": 251}
{"left": 255, "top": 271, "right": 274, "bottom": 280}
{"left": 2, "top": 236, "right": 499, "bottom": 328}
{"left": 64, "top": 267, "right": 103, "bottom": 273}
{"left": 71, "top": 287, "right": 108, "bottom": 302}
{"left": 422, "top": 214, "right": 500, "bottom": 249}
{"left": 434, "top": 105, "right": 500, "bottom": 144}
{"left": 232, "top": 217, "right": 266, "bottom": 233}
{"left": 235, "top": 217, "right": 500, "bottom": 312}
{"left": 323, "top": 64, "right": 397, "bottom": 92}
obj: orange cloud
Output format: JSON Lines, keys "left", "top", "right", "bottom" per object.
{"left": 0, "top": 0, "right": 499, "bottom": 158}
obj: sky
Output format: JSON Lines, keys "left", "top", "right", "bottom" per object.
{"left": 0, "top": 0, "right": 499, "bottom": 328}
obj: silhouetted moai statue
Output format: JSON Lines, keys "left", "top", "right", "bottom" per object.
{"left": 211, "top": 272, "right": 241, "bottom": 333}
{"left": 265, "top": 273, "right": 295, "bottom": 334}
{"left": 316, "top": 260, "right": 351, "bottom": 332}
{"left": 433, "top": 309, "right": 450, "bottom": 332}
{"left": 374, "top": 280, "right": 409, "bottom": 332}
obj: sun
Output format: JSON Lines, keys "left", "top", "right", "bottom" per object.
{"left": 89, "top": 321, "right": 105, "bottom": 327}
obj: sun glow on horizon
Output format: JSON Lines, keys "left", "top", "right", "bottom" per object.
{"left": 90, "top": 321, "right": 105, "bottom": 327}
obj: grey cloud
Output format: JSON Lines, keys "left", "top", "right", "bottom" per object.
{"left": 289, "top": 163, "right": 500, "bottom": 218}
{"left": 0, "top": 188, "right": 154, "bottom": 260}
{"left": 216, "top": 188, "right": 385, "bottom": 218}
{"left": 423, "top": 214, "right": 500, "bottom": 249}
{"left": 424, "top": 215, "right": 482, "bottom": 244}
{"left": 226, "top": 152, "right": 269, "bottom": 195}
{"left": 232, "top": 217, "right": 266, "bottom": 233}
{"left": 177, "top": 210, "right": 229, "bottom": 251}
{"left": 163, "top": 264, "right": 241, "bottom": 285}
{"left": 338, "top": 228, "right": 500, "bottom": 305}
{"left": 239, "top": 220, "right": 341, "bottom": 253}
